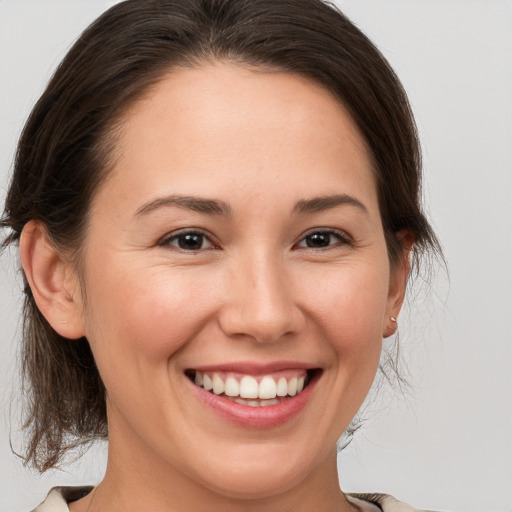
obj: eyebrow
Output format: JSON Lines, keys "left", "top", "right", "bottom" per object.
{"left": 135, "top": 195, "right": 232, "bottom": 217}
{"left": 293, "top": 194, "right": 369, "bottom": 215}
{"left": 135, "top": 193, "right": 368, "bottom": 218}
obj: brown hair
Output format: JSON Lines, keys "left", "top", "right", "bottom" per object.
{"left": 1, "top": 0, "right": 440, "bottom": 471}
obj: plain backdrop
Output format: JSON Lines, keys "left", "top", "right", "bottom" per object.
{"left": 1, "top": 1, "right": 511, "bottom": 511}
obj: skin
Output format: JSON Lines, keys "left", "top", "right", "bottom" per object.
{"left": 21, "top": 63, "right": 408, "bottom": 512}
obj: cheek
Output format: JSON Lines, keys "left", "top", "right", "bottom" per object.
{"left": 303, "top": 260, "right": 390, "bottom": 341}
{"left": 301, "top": 258, "right": 389, "bottom": 401}
{"left": 81, "top": 261, "right": 220, "bottom": 383}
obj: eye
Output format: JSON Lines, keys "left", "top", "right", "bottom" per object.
{"left": 160, "top": 230, "right": 215, "bottom": 251}
{"left": 296, "top": 229, "right": 350, "bottom": 249}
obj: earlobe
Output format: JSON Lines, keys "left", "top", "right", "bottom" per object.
{"left": 20, "top": 220, "right": 85, "bottom": 339}
{"left": 383, "top": 230, "right": 414, "bottom": 338}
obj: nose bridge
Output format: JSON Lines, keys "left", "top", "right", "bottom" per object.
{"left": 220, "top": 247, "right": 300, "bottom": 342}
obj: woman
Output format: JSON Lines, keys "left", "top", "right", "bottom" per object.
{"left": 1, "top": 1, "right": 441, "bottom": 511}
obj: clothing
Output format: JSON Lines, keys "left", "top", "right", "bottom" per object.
{"left": 348, "top": 493, "right": 436, "bottom": 512}
{"left": 31, "top": 488, "right": 93, "bottom": 512}
{"left": 32, "top": 486, "right": 437, "bottom": 512}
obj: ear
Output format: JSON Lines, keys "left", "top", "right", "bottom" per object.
{"left": 19, "top": 220, "right": 85, "bottom": 339}
{"left": 383, "top": 230, "right": 414, "bottom": 338}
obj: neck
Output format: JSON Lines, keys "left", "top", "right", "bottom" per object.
{"left": 71, "top": 432, "right": 355, "bottom": 512}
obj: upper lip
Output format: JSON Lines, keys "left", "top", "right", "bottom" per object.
{"left": 189, "top": 361, "right": 318, "bottom": 375}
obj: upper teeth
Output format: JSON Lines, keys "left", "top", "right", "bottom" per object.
{"left": 194, "top": 371, "right": 307, "bottom": 399}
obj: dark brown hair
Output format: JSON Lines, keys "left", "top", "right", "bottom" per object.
{"left": 1, "top": 0, "right": 440, "bottom": 471}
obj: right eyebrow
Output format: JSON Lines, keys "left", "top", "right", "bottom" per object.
{"left": 134, "top": 195, "right": 232, "bottom": 217}
{"left": 293, "top": 194, "right": 369, "bottom": 216}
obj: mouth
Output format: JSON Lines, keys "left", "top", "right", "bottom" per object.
{"left": 185, "top": 368, "right": 319, "bottom": 408}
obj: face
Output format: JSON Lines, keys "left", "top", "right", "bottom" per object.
{"left": 74, "top": 64, "right": 405, "bottom": 499}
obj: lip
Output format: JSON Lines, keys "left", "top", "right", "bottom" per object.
{"left": 192, "top": 361, "right": 317, "bottom": 375}
{"left": 186, "top": 364, "right": 321, "bottom": 429}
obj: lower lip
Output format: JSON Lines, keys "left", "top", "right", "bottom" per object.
{"left": 187, "top": 372, "right": 319, "bottom": 429}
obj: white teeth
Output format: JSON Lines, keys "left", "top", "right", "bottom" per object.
{"left": 233, "top": 397, "right": 281, "bottom": 407}
{"left": 239, "top": 375, "right": 259, "bottom": 399}
{"left": 276, "top": 377, "right": 288, "bottom": 396}
{"left": 259, "top": 376, "right": 277, "bottom": 399}
{"left": 203, "top": 374, "right": 213, "bottom": 391}
{"left": 276, "top": 377, "right": 288, "bottom": 397}
{"left": 224, "top": 376, "right": 240, "bottom": 397}
{"left": 288, "top": 377, "right": 298, "bottom": 396}
{"left": 193, "top": 371, "right": 310, "bottom": 400}
{"left": 297, "top": 375, "right": 305, "bottom": 393}
{"left": 212, "top": 373, "right": 225, "bottom": 395}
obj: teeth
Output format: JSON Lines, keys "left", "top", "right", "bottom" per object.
{"left": 239, "top": 376, "right": 259, "bottom": 399}
{"left": 212, "top": 373, "right": 225, "bottom": 395}
{"left": 192, "top": 370, "right": 310, "bottom": 400}
{"left": 259, "top": 376, "right": 277, "bottom": 399}
{"left": 233, "top": 397, "right": 281, "bottom": 407}
{"left": 288, "top": 377, "right": 298, "bottom": 396}
{"left": 297, "top": 375, "right": 305, "bottom": 393}
{"left": 203, "top": 374, "right": 213, "bottom": 391}
{"left": 224, "top": 376, "right": 239, "bottom": 397}
{"left": 276, "top": 377, "right": 288, "bottom": 397}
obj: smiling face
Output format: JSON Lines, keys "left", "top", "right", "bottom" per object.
{"left": 71, "top": 63, "right": 406, "bottom": 504}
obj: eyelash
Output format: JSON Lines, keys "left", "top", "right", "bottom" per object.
{"left": 294, "top": 229, "right": 352, "bottom": 250}
{"left": 158, "top": 228, "right": 352, "bottom": 252}
{"left": 158, "top": 229, "right": 218, "bottom": 252}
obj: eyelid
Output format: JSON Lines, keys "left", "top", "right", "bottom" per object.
{"left": 158, "top": 228, "right": 219, "bottom": 250}
{"left": 157, "top": 227, "right": 352, "bottom": 251}
{"left": 294, "top": 228, "right": 352, "bottom": 249}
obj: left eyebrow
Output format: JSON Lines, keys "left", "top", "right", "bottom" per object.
{"left": 134, "top": 195, "right": 232, "bottom": 217}
{"left": 293, "top": 194, "right": 369, "bottom": 216}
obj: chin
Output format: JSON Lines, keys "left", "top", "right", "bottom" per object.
{"left": 199, "top": 461, "right": 307, "bottom": 500}
{"left": 186, "top": 439, "right": 324, "bottom": 501}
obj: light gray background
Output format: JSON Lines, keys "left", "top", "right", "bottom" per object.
{"left": 1, "top": 1, "right": 511, "bottom": 511}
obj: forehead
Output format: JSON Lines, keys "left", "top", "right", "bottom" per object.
{"left": 93, "top": 63, "right": 378, "bottom": 217}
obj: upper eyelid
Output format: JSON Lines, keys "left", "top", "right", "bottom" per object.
{"left": 302, "top": 227, "right": 348, "bottom": 236}
{"left": 297, "top": 227, "right": 351, "bottom": 242}
{"left": 158, "top": 228, "right": 216, "bottom": 246}
{"left": 157, "top": 227, "right": 352, "bottom": 248}
{"left": 291, "top": 229, "right": 352, "bottom": 252}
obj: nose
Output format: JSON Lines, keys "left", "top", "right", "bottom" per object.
{"left": 218, "top": 253, "right": 304, "bottom": 343}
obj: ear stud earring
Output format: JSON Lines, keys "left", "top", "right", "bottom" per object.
{"left": 390, "top": 316, "right": 397, "bottom": 323}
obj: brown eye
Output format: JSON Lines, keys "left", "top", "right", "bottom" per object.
{"left": 162, "top": 231, "right": 214, "bottom": 251}
{"left": 297, "top": 230, "right": 349, "bottom": 249}
{"left": 305, "top": 232, "right": 332, "bottom": 248}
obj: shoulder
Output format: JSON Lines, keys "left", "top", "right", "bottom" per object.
{"left": 349, "top": 493, "right": 443, "bottom": 512}
{"left": 32, "top": 487, "right": 93, "bottom": 512}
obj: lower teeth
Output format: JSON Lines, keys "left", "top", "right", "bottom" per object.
{"left": 224, "top": 395, "right": 284, "bottom": 407}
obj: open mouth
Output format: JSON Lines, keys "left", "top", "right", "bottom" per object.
{"left": 186, "top": 369, "right": 318, "bottom": 407}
